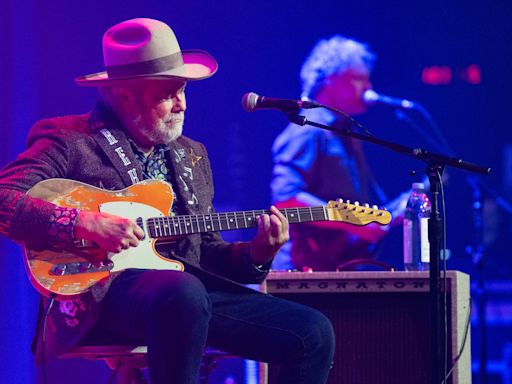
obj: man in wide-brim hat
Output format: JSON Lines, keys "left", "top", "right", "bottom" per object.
{"left": 0, "top": 18, "right": 335, "bottom": 383}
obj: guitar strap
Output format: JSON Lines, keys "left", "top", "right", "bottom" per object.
{"left": 88, "top": 104, "right": 143, "bottom": 187}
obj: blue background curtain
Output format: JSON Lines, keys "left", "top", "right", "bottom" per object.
{"left": 0, "top": 1, "right": 510, "bottom": 382}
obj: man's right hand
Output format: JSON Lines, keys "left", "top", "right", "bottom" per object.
{"left": 74, "top": 211, "right": 145, "bottom": 253}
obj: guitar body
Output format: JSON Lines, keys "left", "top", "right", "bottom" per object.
{"left": 24, "top": 179, "right": 183, "bottom": 300}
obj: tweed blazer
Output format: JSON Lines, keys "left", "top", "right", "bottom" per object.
{"left": 0, "top": 102, "right": 267, "bottom": 361}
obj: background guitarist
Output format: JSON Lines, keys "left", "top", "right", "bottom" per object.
{"left": 0, "top": 18, "right": 335, "bottom": 384}
{"left": 271, "top": 35, "right": 410, "bottom": 272}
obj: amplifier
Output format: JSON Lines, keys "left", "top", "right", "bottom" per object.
{"left": 264, "top": 270, "right": 471, "bottom": 384}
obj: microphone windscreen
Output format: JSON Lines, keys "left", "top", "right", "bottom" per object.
{"left": 362, "top": 89, "right": 378, "bottom": 104}
{"left": 242, "top": 92, "right": 259, "bottom": 112}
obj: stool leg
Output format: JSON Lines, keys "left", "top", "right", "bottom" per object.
{"left": 117, "top": 367, "right": 148, "bottom": 384}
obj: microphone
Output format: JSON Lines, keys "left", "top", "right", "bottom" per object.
{"left": 242, "top": 92, "right": 321, "bottom": 112}
{"left": 363, "top": 89, "right": 417, "bottom": 109}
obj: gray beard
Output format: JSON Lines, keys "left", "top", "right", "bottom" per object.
{"left": 133, "top": 114, "right": 184, "bottom": 145}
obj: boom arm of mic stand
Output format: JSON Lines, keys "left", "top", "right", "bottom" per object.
{"left": 285, "top": 112, "right": 491, "bottom": 175}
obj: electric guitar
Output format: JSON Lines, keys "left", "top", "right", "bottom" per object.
{"left": 23, "top": 178, "right": 392, "bottom": 299}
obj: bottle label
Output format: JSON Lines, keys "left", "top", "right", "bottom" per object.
{"left": 403, "top": 217, "right": 430, "bottom": 265}
{"left": 419, "top": 217, "right": 430, "bottom": 263}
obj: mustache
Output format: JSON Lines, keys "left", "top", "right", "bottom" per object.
{"left": 168, "top": 113, "right": 185, "bottom": 123}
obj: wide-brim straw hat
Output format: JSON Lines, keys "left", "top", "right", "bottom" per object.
{"left": 75, "top": 18, "right": 218, "bottom": 86}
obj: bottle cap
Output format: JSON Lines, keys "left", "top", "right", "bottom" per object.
{"left": 412, "top": 182, "right": 425, "bottom": 190}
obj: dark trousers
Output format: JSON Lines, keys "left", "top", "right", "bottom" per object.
{"left": 91, "top": 269, "right": 335, "bottom": 384}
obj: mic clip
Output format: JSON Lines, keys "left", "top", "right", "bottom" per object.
{"left": 285, "top": 112, "right": 307, "bottom": 126}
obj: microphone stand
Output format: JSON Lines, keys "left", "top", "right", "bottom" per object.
{"left": 285, "top": 111, "right": 491, "bottom": 384}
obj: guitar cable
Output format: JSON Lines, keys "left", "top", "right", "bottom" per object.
{"left": 41, "top": 296, "right": 56, "bottom": 384}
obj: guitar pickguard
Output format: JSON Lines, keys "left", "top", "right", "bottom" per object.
{"left": 99, "top": 201, "right": 183, "bottom": 272}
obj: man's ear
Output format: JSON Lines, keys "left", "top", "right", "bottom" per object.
{"left": 117, "top": 87, "right": 137, "bottom": 111}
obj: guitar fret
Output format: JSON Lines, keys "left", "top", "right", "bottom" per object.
{"left": 159, "top": 218, "right": 166, "bottom": 236}
{"left": 169, "top": 217, "right": 177, "bottom": 236}
{"left": 321, "top": 206, "right": 328, "bottom": 221}
{"left": 171, "top": 217, "right": 177, "bottom": 235}
{"left": 188, "top": 216, "right": 193, "bottom": 232}
{"left": 155, "top": 218, "right": 162, "bottom": 237}
{"left": 180, "top": 216, "right": 189, "bottom": 234}
{"left": 209, "top": 214, "right": 216, "bottom": 231}
{"left": 195, "top": 215, "right": 200, "bottom": 234}
{"left": 213, "top": 214, "right": 221, "bottom": 231}
{"left": 285, "top": 208, "right": 296, "bottom": 223}
{"left": 161, "top": 217, "right": 168, "bottom": 236}
{"left": 160, "top": 217, "right": 166, "bottom": 236}
{"left": 179, "top": 216, "right": 185, "bottom": 234}
{"left": 182, "top": 216, "right": 188, "bottom": 234}
{"left": 221, "top": 213, "right": 228, "bottom": 230}
{"left": 223, "top": 212, "right": 230, "bottom": 230}
{"left": 181, "top": 215, "right": 186, "bottom": 235}
{"left": 243, "top": 211, "right": 248, "bottom": 228}
{"left": 248, "top": 211, "right": 254, "bottom": 227}
{"left": 203, "top": 215, "right": 211, "bottom": 231}
{"left": 226, "top": 212, "right": 236, "bottom": 229}
{"left": 158, "top": 218, "right": 164, "bottom": 236}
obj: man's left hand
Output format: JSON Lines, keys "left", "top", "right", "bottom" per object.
{"left": 249, "top": 206, "right": 289, "bottom": 265}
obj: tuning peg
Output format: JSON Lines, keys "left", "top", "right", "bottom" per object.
{"left": 364, "top": 203, "right": 370, "bottom": 208}
{"left": 372, "top": 205, "right": 378, "bottom": 209}
{"left": 346, "top": 200, "right": 351, "bottom": 204}
{"left": 354, "top": 201, "right": 360, "bottom": 206}
{"left": 337, "top": 198, "right": 344, "bottom": 203}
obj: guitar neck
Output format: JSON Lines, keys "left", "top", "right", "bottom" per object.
{"left": 147, "top": 206, "right": 327, "bottom": 238}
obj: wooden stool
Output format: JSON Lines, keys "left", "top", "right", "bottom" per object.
{"left": 60, "top": 345, "right": 235, "bottom": 384}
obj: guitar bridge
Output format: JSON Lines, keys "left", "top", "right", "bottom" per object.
{"left": 51, "top": 260, "right": 114, "bottom": 276}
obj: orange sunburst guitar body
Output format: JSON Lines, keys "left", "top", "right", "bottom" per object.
{"left": 24, "top": 178, "right": 392, "bottom": 300}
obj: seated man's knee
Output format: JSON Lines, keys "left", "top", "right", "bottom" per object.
{"left": 144, "top": 271, "right": 211, "bottom": 321}
{"left": 304, "top": 309, "right": 335, "bottom": 357}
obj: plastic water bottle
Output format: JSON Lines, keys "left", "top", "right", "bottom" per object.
{"left": 403, "top": 182, "right": 431, "bottom": 271}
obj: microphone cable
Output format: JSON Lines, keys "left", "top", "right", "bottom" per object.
{"left": 395, "top": 104, "right": 456, "bottom": 157}
{"left": 312, "top": 101, "right": 376, "bottom": 138}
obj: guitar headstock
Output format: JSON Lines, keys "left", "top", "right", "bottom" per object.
{"left": 326, "top": 199, "right": 392, "bottom": 226}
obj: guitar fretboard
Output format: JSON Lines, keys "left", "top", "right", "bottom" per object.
{"left": 146, "top": 207, "right": 328, "bottom": 238}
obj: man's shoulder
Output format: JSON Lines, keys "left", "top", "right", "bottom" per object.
{"left": 175, "top": 135, "right": 206, "bottom": 151}
{"left": 26, "top": 112, "right": 94, "bottom": 146}
{"left": 29, "top": 112, "right": 92, "bottom": 136}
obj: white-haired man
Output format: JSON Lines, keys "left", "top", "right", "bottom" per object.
{"left": 0, "top": 19, "right": 335, "bottom": 383}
